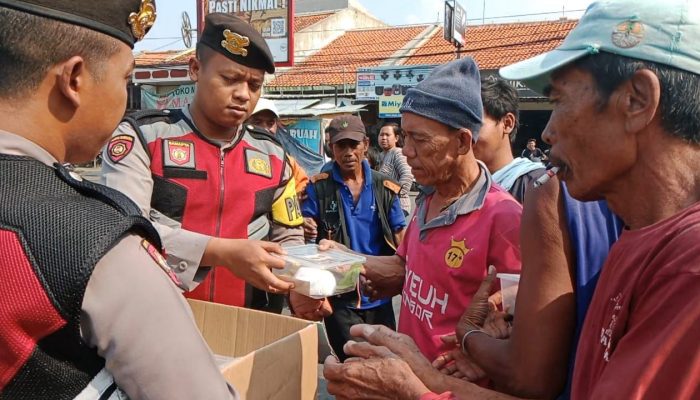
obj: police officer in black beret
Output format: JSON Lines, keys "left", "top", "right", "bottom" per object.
{"left": 101, "top": 13, "right": 306, "bottom": 313}
{"left": 0, "top": 1, "right": 237, "bottom": 399}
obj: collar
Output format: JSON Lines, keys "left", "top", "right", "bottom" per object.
{"left": 183, "top": 106, "right": 242, "bottom": 149}
{"left": 331, "top": 159, "right": 372, "bottom": 189}
{"left": 417, "top": 161, "right": 493, "bottom": 235}
{"left": 0, "top": 130, "right": 59, "bottom": 167}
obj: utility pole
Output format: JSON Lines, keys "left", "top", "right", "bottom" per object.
{"left": 482, "top": 0, "right": 486, "bottom": 24}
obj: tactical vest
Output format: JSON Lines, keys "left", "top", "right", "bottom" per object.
{"left": 0, "top": 155, "right": 161, "bottom": 399}
{"left": 124, "top": 109, "right": 297, "bottom": 306}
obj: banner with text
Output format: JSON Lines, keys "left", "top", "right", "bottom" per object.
{"left": 356, "top": 65, "right": 435, "bottom": 118}
{"left": 286, "top": 119, "right": 322, "bottom": 154}
{"left": 141, "top": 85, "right": 196, "bottom": 110}
{"left": 198, "top": 0, "right": 294, "bottom": 66}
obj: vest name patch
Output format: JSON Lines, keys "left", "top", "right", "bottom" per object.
{"left": 163, "top": 140, "right": 195, "bottom": 168}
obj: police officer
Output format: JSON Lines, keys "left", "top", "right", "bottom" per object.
{"left": 0, "top": 1, "right": 236, "bottom": 399}
{"left": 101, "top": 13, "right": 303, "bottom": 309}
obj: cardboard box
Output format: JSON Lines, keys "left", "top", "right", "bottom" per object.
{"left": 188, "top": 299, "right": 322, "bottom": 400}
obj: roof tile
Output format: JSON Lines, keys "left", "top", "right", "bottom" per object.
{"left": 405, "top": 20, "right": 578, "bottom": 69}
{"left": 295, "top": 12, "right": 335, "bottom": 32}
{"left": 267, "top": 25, "right": 429, "bottom": 88}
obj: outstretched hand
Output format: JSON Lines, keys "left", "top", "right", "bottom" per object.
{"left": 204, "top": 238, "right": 294, "bottom": 294}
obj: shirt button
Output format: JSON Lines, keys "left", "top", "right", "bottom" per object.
{"left": 177, "top": 261, "right": 188, "bottom": 272}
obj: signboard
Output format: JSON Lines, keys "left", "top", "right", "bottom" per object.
{"left": 197, "top": 0, "right": 294, "bottom": 66}
{"left": 452, "top": 1, "right": 467, "bottom": 47}
{"left": 141, "top": 84, "right": 196, "bottom": 110}
{"left": 356, "top": 65, "right": 434, "bottom": 118}
{"left": 286, "top": 119, "right": 322, "bottom": 153}
{"left": 481, "top": 71, "right": 542, "bottom": 98}
{"left": 444, "top": 0, "right": 467, "bottom": 48}
{"left": 444, "top": 2, "right": 453, "bottom": 43}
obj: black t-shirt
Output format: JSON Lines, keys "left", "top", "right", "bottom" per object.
{"left": 521, "top": 148, "right": 545, "bottom": 162}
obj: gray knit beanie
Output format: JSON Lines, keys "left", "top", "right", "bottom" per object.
{"left": 399, "top": 57, "right": 483, "bottom": 140}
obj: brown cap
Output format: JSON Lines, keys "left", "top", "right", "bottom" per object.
{"left": 328, "top": 115, "right": 366, "bottom": 144}
{"left": 198, "top": 13, "right": 275, "bottom": 74}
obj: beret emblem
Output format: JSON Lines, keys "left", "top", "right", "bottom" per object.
{"left": 221, "top": 29, "right": 250, "bottom": 57}
{"left": 128, "top": 0, "right": 157, "bottom": 41}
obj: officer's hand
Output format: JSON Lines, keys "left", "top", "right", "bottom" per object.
{"left": 289, "top": 292, "right": 332, "bottom": 321}
{"left": 204, "top": 238, "right": 294, "bottom": 294}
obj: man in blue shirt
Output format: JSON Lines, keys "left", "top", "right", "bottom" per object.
{"left": 302, "top": 115, "right": 406, "bottom": 360}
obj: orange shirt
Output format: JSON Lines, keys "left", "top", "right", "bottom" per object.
{"left": 289, "top": 155, "right": 309, "bottom": 194}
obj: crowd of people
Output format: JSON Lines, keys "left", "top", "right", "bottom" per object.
{"left": 1, "top": 0, "right": 699, "bottom": 399}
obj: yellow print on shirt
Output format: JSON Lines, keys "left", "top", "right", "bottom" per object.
{"left": 444, "top": 238, "right": 470, "bottom": 269}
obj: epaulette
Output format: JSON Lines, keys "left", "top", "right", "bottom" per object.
{"left": 311, "top": 173, "right": 329, "bottom": 183}
{"left": 383, "top": 179, "right": 401, "bottom": 194}
{"left": 245, "top": 124, "right": 283, "bottom": 146}
{"left": 124, "top": 108, "right": 174, "bottom": 125}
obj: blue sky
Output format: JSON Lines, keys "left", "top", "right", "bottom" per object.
{"left": 135, "top": 0, "right": 594, "bottom": 52}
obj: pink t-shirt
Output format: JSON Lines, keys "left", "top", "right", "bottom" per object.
{"left": 397, "top": 182, "right": 522, "bottom": 362}
{"left": 572, "top": 202, "right": 700, "bottom": 400}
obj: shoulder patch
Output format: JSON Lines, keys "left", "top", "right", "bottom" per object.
{"left": 311, "top": 173, "right": 329, "bottom": 183}
{"left": 141, "top": 239, "right": 183, "bottom": 287}
{"left": 383, "top": 179, "right": 401, "bottom": 194}
{"left": 107, "top": 134, "right": 134, "bottom": 163}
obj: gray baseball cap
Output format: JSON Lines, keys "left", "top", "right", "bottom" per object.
{"left": 500, "top": 0, "right": 700, "bottom": 94}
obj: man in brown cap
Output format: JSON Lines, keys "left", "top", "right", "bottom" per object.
{"left": 0, "top": 1, "right": 236, "bottom": 399}
{"left": 299, "top": 115, "right": 406, "bottom": 360}
{"left": 101, "top": 12, "right": 304, "bottom": 312}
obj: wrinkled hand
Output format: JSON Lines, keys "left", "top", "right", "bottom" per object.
{"left": 324, "top": 353, "right": 430, "bottom": 400}
{"left": 455, "top": 265, "right": 498, "bottom": 340}
{"left": 303, "top": 217, "right": 317, "bottom": 242}
{"left": 362, "top": 263, "right": 405, "bottom": 301}
{"left": 483, "top": 306, "right": 512, "bottom": 340}
{"left": 205, "top": 238, "right": 293, "bottom": 294}
{"left": 347, "top": 324, "right": 436, "bottom": 385}
{"left": 432, "top": 335, "right": 486, "bottom": 382}
{"left": 289, "top": 291, "right": 332, "bottom": 321}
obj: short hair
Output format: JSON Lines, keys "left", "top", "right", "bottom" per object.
{"left": 528, "top": 138, "right": 536, "bottom": 143}
{"left": 481, "top": 78, "right": 520, "bottom": 142}
{"left": 195, "top": 42, "right": 216, "bottom": 65}
{"left": 380, "top": 122, "right": 405, "bottom": 147}
{"left": 0, "top": 7, "right": 121, "bottom": 100}
{"left": 574, "top": 52, "right": 700, "bottom": 144}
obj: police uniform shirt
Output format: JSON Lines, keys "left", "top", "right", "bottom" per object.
{"left": 100, "top": 106, "right": 304, "bottom": 291}
{"left": 0, "top": 131, "right": 237, "bottom": 399}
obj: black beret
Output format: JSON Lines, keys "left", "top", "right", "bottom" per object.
{"left": 199, "top": 13, "right": 275, "bottom": 74}
{"left": 0, "top": 0, "right": 156, "bottom": 48}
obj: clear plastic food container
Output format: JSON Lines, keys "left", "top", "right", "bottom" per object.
{"left": 274, "top": 245, "right": 366, "bottom": 299}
